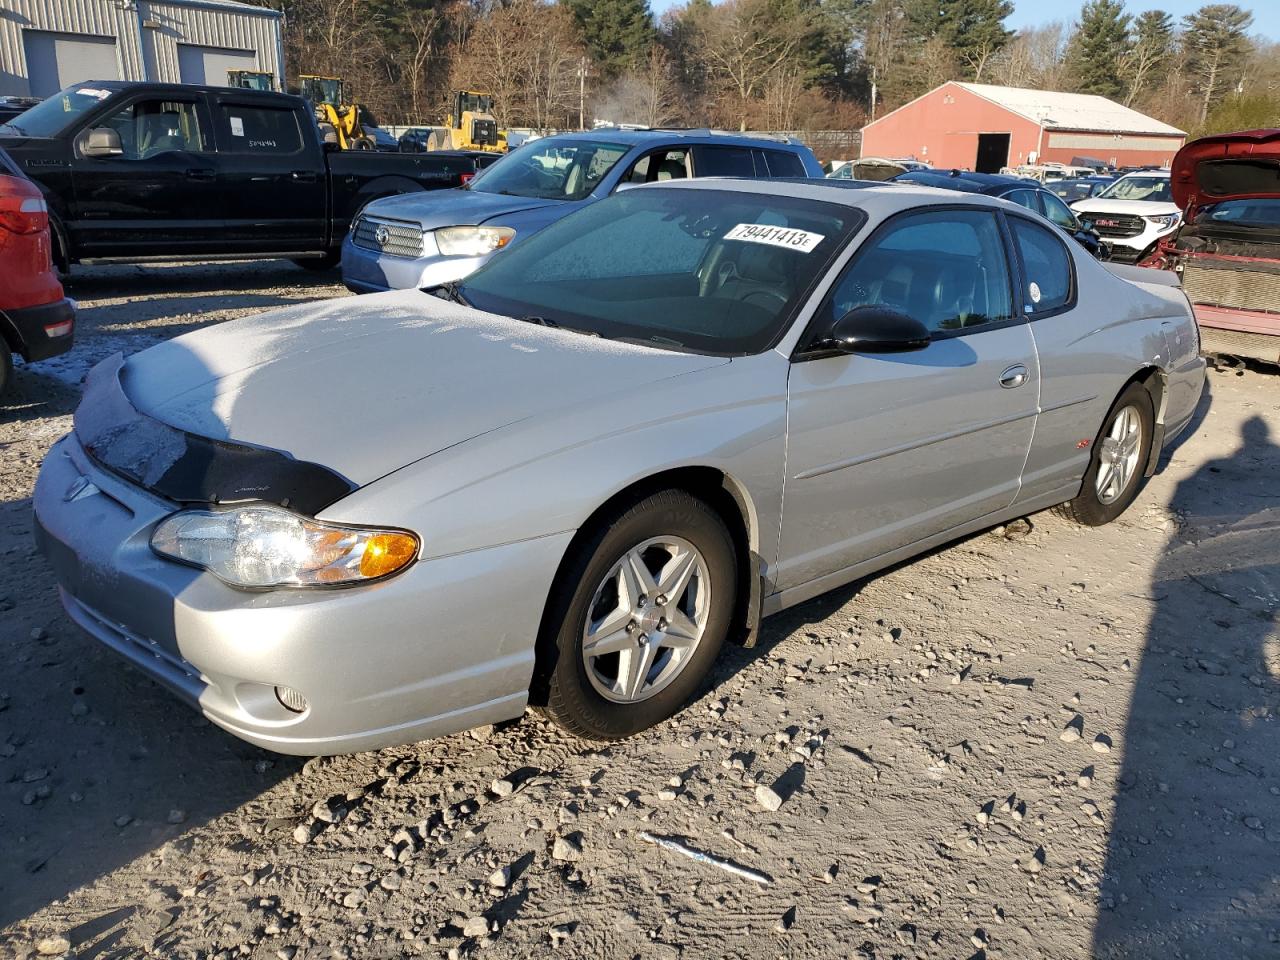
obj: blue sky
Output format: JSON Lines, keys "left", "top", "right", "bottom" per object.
{"left": 649, "top": 0, "right": 1278, "bottom": 40}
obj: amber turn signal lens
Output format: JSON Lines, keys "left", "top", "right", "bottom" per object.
{"left": 360, "top": 532, "right": 418, "bottom": 579}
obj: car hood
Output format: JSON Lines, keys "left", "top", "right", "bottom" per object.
{"left": 118, "top": 291, "right": 726, "bottom": 488}
{"left": 363, "top": 188, "right": 564, "bottom": 229}
{"left": 1071, "top": 197, "right": 1180, "bottom": 216}
{"left": 1170, "top": 129, "right": 1280, "bottom": 215}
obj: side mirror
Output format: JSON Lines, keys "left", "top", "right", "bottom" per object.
{"left": 1080, "top": 218, "right": 1095, "bottom": 232}
{"left": 818, "top": 305, "right": 932, "bottom": 354}
{"left": 82, "top": 127, "right": 123, "bottom": 158}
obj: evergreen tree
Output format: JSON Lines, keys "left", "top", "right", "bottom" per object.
{"left": 907, "top": 0, "right": 1013, "bottom": 81}
{"left": 1182, "top": 4, "right": 1253, "bottom": 124}
{"left": 563, "top": 0, "right": 656, "bottom": 79}
{"left": 1068, "top": 0, "right": 1131, "bottom": 99}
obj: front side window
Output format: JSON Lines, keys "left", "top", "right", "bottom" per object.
{"left": 1039, "top": 190, "right": 1080, "bottom": 229}
{"left": 469, "top": 138, "right": 629, "bottom": 201}
{"left": 828, "top": 209, "right": 1013, "bottom": 333}
{"left": 99, "top": 99, "right": 204, "bottom": 159}
{"left": 216, "top": 104, "right": 303, "bottom": 154}
{"left": 1010, "top": 217, "right": 1073, "bottom": 313}
{"left": 458, "top": 188, "right": 858, "bottom": 355}
{"left": 1097, "top": 175, "right": 1172, "bottom": 202}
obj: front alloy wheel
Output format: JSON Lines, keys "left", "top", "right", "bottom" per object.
{"left": 1054, "top": 381, "right": 1154, "bottom": 526}
{"left": 540, "top": 489, "right": 737, "bottom": 740}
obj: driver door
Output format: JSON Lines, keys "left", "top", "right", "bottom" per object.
{"left": 777, "top": 208, "right": 1040, "bottom": 591}
{"left": 69, "top": 93, "right": 216, "bottom": 257}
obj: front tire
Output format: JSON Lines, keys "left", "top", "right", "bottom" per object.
{"left": 541, "top": 490, "right": 738, "bottom": 740}
{"left": 1054, "top": 381, "right": 1154, "bottom": 526}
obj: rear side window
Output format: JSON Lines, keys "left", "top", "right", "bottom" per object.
{"left": 216, "top": 104, "right": 303, "bottom": 154}
{"left": 761, "top": 150, "right": 806, "bottom": 178}
{"left": 693, "top": 145, "right": 755, "bottom": 177}
{"left": 1003, "top": 189, "right": 1039, "bottom": 214}
{"left": 1010, "top": 218, "right": 1073, "bottom": 313}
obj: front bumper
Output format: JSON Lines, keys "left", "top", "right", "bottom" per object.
{"left": 340, "top": 233, "right": 492, "bottom": 293}
{"left": 3, "top": 296, "right": 75, "bottom": 361}
{"left": 1096, "top": 223, "right": 1179, "bottom": 263}
{"left": 33, "top": 433, "right": 574, "bottom": 755}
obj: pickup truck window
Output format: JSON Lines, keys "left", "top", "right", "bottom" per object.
{"left": 101, "top": 99, "right": 205, "bottom": 159}
{"left": 215, "top": 104, "right": 304, "bottom": 155}
{"left": 0, "top": 85, "right": 114, "bottom": 138}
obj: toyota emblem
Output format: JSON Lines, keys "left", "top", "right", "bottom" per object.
{"left": 375, "top": 225, "right": 391, "bottom": 246}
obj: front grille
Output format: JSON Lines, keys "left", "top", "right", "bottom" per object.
{"left": 1091, "top": 214, "right": 1146, "bottom": 239}
{"left": 352, "top": 215, "right": 425, "bottom": 259}
{"left": 1183, "top": 258, "right": 1280, "bottom": 314}
{"left": 1199, "top": 325, "right": 1280, "bottom": 363}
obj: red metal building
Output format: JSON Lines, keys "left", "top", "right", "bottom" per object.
{"left": 861, "top": 82, "right": 1186, "bottom": 172}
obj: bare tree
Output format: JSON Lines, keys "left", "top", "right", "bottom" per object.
{"left": 594, "top": 44, "right": 683, "bottom": 127}
{"left": 698, "top": 0, "right": 804, "bottom": 131}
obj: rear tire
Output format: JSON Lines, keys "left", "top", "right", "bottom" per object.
{"left": 540, "top": 490, "right": 738, "bottom": 740}
{"left": 0, "top": 339, "right": 12, "bottom": 396}
{"left": 1053, "top": 381, "right": 1154, "bottom": 526}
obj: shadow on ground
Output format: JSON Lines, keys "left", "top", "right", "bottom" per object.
{"left": 1093, "top": 414, "right": 1280, "bottom": 957}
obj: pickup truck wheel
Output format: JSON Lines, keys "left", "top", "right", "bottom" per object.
{"left": 0, "top": 339, "right": 12, "bottom": 396}
{"left": 291, "top": 252, "right": 340, "bottom": 271}
{"left": 540, "top": 490, "right": 737, "bottom": 740}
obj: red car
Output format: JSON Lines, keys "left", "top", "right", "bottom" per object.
{"left": 0, "top": 145, "right": 74, "bottom": 394}
{"left": 1147, "top": 129, "right": 1280, "bottom": 364}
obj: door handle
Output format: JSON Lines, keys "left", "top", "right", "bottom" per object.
{"left": 291, "top": 170, "right": 319, "bottom": 183}
{"left": 185, "top": 168, "right": 214, "bottom": 182}
{"left": 999, "top": 364, "right": 1029, "bottom": 388}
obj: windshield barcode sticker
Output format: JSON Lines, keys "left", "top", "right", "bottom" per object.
{"left": 724, "top": 223, "right": 825, "bottom": 252}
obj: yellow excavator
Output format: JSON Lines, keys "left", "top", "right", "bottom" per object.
{"left": 227, "top": 70, "right": 276, "bottom": 92}
{"left": 298, "top": 75, "right": 375, "bottom": 151}
{"left": 417, "top": 92, "right": 507, "bottom": 153}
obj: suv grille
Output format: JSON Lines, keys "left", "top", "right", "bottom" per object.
{"left": 1183, "top": 258, "right": 1280, "bottom": 314}
{"left": 352, "top": 215, "right": 425, "bottom": 259}
{"left": 1091, "top": 214, "right": 1146, "bottom": 239}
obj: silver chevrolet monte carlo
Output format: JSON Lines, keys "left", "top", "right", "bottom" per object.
{"left": 33, "top": 179, "right": 1205, "bottom": 755}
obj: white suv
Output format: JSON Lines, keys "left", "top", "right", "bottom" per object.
{"left": 1070, "top": 170, "right": 1181, "bottom": 263}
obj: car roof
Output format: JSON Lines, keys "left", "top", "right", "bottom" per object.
{"left": 534, "top": 128, "right": 807, "bottom": 150}
{"left": 631, "top": 176, "right": 1020, "bottom": 217}
{"left": 1116, "top": 169, "right": 1170, "bottom": 179}
{"left": 67, "top": 79, "right": 301, "bottom": 105}
{"left": 892, "top": 169, "right": 1036, "bottom": 194}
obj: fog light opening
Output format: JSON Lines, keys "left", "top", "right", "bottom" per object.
{"left": 274, "top": 685, "right": 309, "bottom": 714}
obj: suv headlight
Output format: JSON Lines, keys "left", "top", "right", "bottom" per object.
{"left": 1146, "top": 213, "right": 1181, "bottom": 230}
{"left": 151, "top": 505, "right": 418, "bottom": 589}
{"left": 435, "top": 225, "right": 515, "bottom": 257}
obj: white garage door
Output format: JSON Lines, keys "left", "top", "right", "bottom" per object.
{"left": 177, "top": 44, "right": 259, "bottom": 87}
{"left": 23, "top": 30, "right": 119, "bottom": 98}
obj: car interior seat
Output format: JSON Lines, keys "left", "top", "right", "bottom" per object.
{"left": 656, "top": 157, "right": 687, "bottom": 181}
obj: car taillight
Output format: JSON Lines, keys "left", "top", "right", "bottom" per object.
{"left": 460, "top": 172, "right": 475, "bottom": 185}
{"left": 0, "top": 173, "right": 49, "bottom": 235}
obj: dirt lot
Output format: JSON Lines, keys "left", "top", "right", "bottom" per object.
{"left": 1, "top": 262, "right": 1278, "bottom": 960}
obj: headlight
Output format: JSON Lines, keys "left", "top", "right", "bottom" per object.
{"left": 1146, "top": 213, "right": 1181, "bottom": 230}
{"left": 434, "top": 225, "right": 515, "bottom": 257}
{"left": 150, "top": 505, "right": 418, "bottom": 589}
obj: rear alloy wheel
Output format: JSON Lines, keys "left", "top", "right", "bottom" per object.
{"left": 541, "top": 490, "right": 737, "bottom": 740}
{"left": 1054, "top": 381, "right": 1154, "bottom": 526}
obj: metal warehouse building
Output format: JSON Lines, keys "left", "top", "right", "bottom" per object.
{"left": 0, "top": 0, "right": 283, "bottom": 99}
{"left": 862, "top": 81, "right": 1186, "bottom": 173}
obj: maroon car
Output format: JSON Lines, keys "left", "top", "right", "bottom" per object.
{"left": 1147, "top": 129, "right": 1280, "bottom": 364}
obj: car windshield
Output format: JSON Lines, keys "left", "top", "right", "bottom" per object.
{"left": 1052, "top": 181, "right": 1097, "bottom": 201}
{"left": 1096, "top": 176, "right": 1172, "bottom": 202}
{"left": 468, "top": 138, "right": 629, "bottom": 201}
{"left": 0, "top": 85, "right": 116, "bottom": 137}
{"left": 1192, "top": 198, "right": 1280, "bottom": 226}
{"left": 457, "top": 187, "right": 859, "bottom": 355}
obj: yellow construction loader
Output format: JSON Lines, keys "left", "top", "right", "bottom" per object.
{"left": 298, "top": 75, "right": 375, "bottom": 151}
{"left": 433, "top": 91, "right": 507, "bottom": 153}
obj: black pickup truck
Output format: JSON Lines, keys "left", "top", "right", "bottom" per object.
{"left": 0, "top": 81, "right": 486, "bottom": 271}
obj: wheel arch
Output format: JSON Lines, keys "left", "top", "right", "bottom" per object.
{"left": 528, "top": 465, "right": 763, "bottom": 705}
{"left": 1132, "top": 364, "right": 1168, "bottom": 476}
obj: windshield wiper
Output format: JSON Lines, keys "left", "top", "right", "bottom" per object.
{"left": 514, "top": 314, "right": 601, "bottom": 337}
{"left": 429, "top": 280, "right": 470, "bottom": 305}
{"left": 0, "top": 122, "right": 24, "bottom": 135}
{"left": 516, "top": 315, "right": 558, "bottom": 328}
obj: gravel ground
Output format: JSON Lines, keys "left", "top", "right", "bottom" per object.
{"left": 1, "top": 262, "right": 1278, "bottom": 960}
